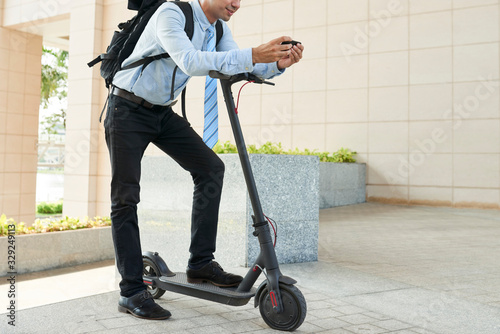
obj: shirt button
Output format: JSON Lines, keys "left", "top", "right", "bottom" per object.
{"left": 245, "top": 67, "right": 249, "bottom": 70}
{"left": 272, "top": 70, "right": 275, "bottom": 73}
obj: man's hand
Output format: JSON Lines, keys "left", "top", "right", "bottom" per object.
{"left": 277, "top": 43, "right": 304, "bottom": 70}
{"left": 252, "top": 36, "right": 294, "bottom": 64}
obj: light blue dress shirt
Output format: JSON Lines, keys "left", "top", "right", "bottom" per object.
{"left": 113, "top": 0, "right": 283, "bottom": 106}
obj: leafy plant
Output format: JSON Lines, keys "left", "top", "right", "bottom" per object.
{"left": 36, "top": 201, "right": 63, "bottom": 215}
{"left": 213, "top": 141, "right": 357, "bottom": 163}
{"left": 40, "top": 46, "right": 68, "bottom": 134}
{"left": 0, "top": 214, "right": 111, "bottom": 237}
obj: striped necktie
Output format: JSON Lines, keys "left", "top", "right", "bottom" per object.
{"left": 203, "top": 26, "right": 218, "bottom": 149}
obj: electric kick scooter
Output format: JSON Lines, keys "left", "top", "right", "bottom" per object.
{"left": 142, "top": 71, "right": 307, "bottom": 331}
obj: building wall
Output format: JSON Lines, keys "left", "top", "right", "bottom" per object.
{"left": 204, "top": 0, "right": 498, "bottom": 209}
{"left": 0, "top": 27, "right": 42, "bottom": 223}
{"left": 1, "top": 0, "right": 499, "bottom": 222}
{"left": 99, "top": 0, "right": 500, "bottom": 211}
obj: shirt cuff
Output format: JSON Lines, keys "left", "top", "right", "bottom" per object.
{"left": 240, "top": 48, "right": 254, "bottom": 73}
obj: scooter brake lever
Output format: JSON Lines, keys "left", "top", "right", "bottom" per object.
{"left": 246, "top": 73, "right": 275, "bottom": 86}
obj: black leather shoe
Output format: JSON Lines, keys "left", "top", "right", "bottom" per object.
{"left": 186, "top": 261, "right": 243, "bottom": 287}
{"left": 118, "top": 290, "right": 171, "bottom": 320}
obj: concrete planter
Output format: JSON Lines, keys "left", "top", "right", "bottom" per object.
{"left": 319, "top": 162, "right": 366, "bottom": 209}
{"left": 138, "top": 154, "right": 319, "bottom": 269}
{"left": 0, "top": 227, "right": 114, "bottom": 276}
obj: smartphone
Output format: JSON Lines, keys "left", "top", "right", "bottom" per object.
{"left": 281, "top": 40, "right": 301, "bottom": 46}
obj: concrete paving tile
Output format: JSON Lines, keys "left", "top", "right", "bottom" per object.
{"left": 316, "top": 329, "right": 356, "bottom": 334}
{"left": 372, "top": 319, "right": 413, "bottom": 331}
{"left": 191, "top": 314, "right": 231, "bottom": 327}
{"left": 309, "top": 307, "right": 345, "bottom": 319}
{"left": 337, "top": 313, "right": 377, "bottom": 325}
{"left": 313, "top": 317, "right": 352, "bottom": 329}
{"left": 342, "top": 323, "right": 388, "bottom": 334}
{"left": 296, "top": 321, "right": 331, "bottom": 333}
{"left": 220, "top": 319, "right": 266, "bottom": 333}
{"left": 343, "top": 287, "right": 500, "bottom": 334}
{"left": 188, "top": 324, "right": 233, "bottom": 334}
{"left": 333, "top": 305, "right": 367, "bottom": 315}
{"left": 220, "top": 309, "right": 260, "bottom": 321}
{"left": 409, "top": 328, "right": 439, "bottom": 334}
{"left": 309, "top": 300, "right": 343, "bottom": 310}
{"left": 362, "top": 311, "right": 392, "bottom": 320}
{"left": 306, "top": 292, "right": 333, "bottom": 301}
{"left": 61, "top": 320, "right": 107, "bottom": 333}
{"left": 169, "top": 307, "right": 203, "bottom": 319}
{"left": 193, "top": 304, "right": 237, "bottom": 315}
{"left": 97, "top": 315, "right": 143, "bottom": 329}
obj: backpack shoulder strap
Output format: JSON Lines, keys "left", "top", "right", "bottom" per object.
{"left": 173, "top": 1, "right": 194, "bottom": 40}
{"left": 215, "top": 20, "right": 223, "bottom": 46}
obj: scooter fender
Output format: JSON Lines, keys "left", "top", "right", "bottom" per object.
{"left": 253, "top": 275, "right": 298, "bottom": 308}
{"left": 142, "top": 251, "right": 176, "bottom": 277}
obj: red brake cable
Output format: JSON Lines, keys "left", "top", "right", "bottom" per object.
{"left": 235, "top": 80, "right": 254, "bottom": 114}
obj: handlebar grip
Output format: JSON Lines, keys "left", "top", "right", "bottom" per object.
{"left": 208, "top": 71, "right": 231, "bottom": 80}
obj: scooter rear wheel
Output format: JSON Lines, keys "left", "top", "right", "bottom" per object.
{"left": 143, "top": 257, "right": 166, "bottom": 299}
{"left": 258, "top": 283, "right": 307, "bottom": 331}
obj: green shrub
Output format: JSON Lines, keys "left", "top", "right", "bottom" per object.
{"left": 37, "top": 201, "right": 63, "bottom": 214}
{"left": 213, "top": 141, "right": 357, "bottom": 163}
{"left": 0, "top": 214, "right": 111, "bottom": 237}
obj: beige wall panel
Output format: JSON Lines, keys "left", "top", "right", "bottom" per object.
{"left": 326, "top": 123, "right": 368, "bottom": 153}
{"left": 327, "top": 88, "right": 368, "bottom": 123}
{"left": 263, "top": 0, "right": 292, "bottom": 33}
{"left": 453, "top": 119, "right": 500, "bottom": 154}
{"left": 293, "top": 91, "right": 326, "bottom": 125}
{"left": 328, "top": 0, "right": 368, "bottom": 25}
{"left": 453, "top": 43, "right": 499, "bottom": 82}
{"left": 453, "top": 0, "right": 498, "bottom": 9}
{"left": 369, "top": 16, "right": 408, "bottom": 53}
{"left": 410, "top": 11, "right": 452, "bottom": 49}
{"left": 366, "top": 184, "right": 409, "bottom": 204}
{"left": 453, "top": 188, "right": 499, "bottom": 209}
{"left": 454, "top": 154, "right": 500, "bottom": 188}
{"left": 368, "top": 122, "right": 409, "bottom": 153}
{"left": 453, "top": 5, "right": 499, "bottom": 45}
{"left": 295, "top": 0, "right": 327, "bottom": 29}
{"left": 408, "top": 154, "right": 453, "bottom": 187}
{"left": 369, "top": 86, "right": 408, "bottom": 122}
{"left": 369, "top": 0, "right": 409, "bottom": 18}
{"left": 409, "top": 0, "right": 452, "bottom": 14}
{"left": 409, "top": 186, "right": 453, "bottom": 206}
{"left": 328, "top": 55, "right": 368, "bottom": 89}
{"left": 369, "top": 51, "right": 409, "bottom": 87}
{"left": 291, "top": 124, "right": 326, "bottom": 151}
{"left": 293, "top": 58, "right": 326, "bottom": 92}
{"left": 410, "top": 47, "right": 453, "bottom": 85}
{"left": 409, "top": 121, "right": 453, "bottom": 154}
{"left": 453, "top": 81, "right": 500, "bottom": 120}
{"left": 409, "top": 84, "right": 452, "bottom": 121}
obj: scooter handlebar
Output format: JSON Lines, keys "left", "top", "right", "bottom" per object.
{"left": 208, "top": 71, "right": 275, "bottom": 86}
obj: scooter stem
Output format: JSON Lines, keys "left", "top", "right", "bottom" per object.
{"left": 218, "top": 77, "right": 267, "bottom": 224}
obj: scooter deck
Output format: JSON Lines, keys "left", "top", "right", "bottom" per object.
{"left": 157, "top": 273, "right": 256, "bottom": 306}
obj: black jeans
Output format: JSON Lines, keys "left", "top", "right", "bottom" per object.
{"left": 104, "top": 94, "right": 225, "bottom": 297}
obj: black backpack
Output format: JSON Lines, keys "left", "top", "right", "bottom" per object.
{"left": 88, "top": 0, "right": 222, "bottom": 118}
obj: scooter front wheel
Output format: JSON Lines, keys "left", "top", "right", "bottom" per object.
{"left": 143, "top": 257, "right": 166, "bottom": 299}
{"left": 259, "top": 283, "right": 307, "bottom": 331}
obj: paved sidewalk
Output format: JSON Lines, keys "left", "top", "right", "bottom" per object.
{"left": 2, "top": 203, "right": 500, "bottom": 333}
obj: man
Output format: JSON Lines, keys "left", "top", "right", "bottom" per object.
{"left": 106, "top": 0, "right": 304, "bottom": 320}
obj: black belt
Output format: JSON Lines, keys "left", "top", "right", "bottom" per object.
{"left": 111, "top": 87, "right": 177, "bottom": 109}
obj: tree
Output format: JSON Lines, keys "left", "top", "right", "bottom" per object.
{"left": 40, "top": 47, "right": 69, "bottom": 135}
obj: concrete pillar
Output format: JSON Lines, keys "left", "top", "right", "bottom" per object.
{"left": 0, "top": 27, "right": 43, "bottom": 224}
{"left": 63, "top": 0, "right": 103, "bottom": 218}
